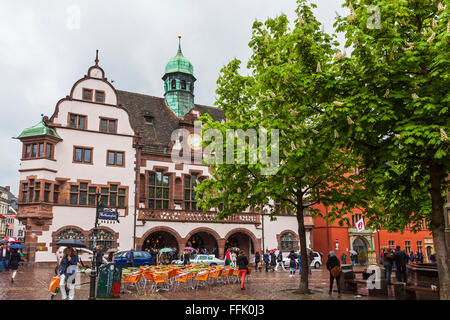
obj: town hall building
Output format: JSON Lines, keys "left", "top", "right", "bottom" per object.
{"left": 16, "top": 38, "right": 312, "bottom": 264}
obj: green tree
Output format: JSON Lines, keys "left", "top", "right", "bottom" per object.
{"left": 328, "top": 0, "right": 450, "bottom": 299}
{"left": 196, "top": 0, "right": 363, "bottom": 293}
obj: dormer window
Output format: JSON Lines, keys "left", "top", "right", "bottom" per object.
{"left": 144, "top": 115, "right": 154, "bottom": 125}
{"left": 83, "top": 88, "right": 93, "bottom": 101}
{"left": 181, "top": 80, "right": 186, "bottom": 90}
{"left": 171, "top": 80, "right": 176, "bottom": 89}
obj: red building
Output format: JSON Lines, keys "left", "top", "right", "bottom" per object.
{"left": 313, "top": 204, "right": 435, "bottom": 264}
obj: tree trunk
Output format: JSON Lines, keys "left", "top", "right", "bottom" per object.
{"left": 295, "top": 194, "right": 311, "bottom": 294}
{"left": 429, "top": 163, "right": 450, "bottom": 300}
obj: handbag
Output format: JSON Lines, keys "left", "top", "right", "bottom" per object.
{"left": 331, "top": 266, "right": 342, "bottom": 277}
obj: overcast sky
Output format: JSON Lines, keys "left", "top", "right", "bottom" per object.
{"left": 0, "top": 0, "right": 347, "bottom": 195}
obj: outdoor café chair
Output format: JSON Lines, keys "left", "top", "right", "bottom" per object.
{"left": 193, "top": 270, "right": 210, "bottom": 290}
{"left": 172, "top": 272, "right": 190, "bottom": 292}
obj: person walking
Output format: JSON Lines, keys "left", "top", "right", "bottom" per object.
{"left": 326, "top": 251, "right": 341, "bottom": 296}
{"left": 95, "top": 245, "right": 104, "bottom": 271}
{"left": 288, "top": 250, "right": 297, "bottom": 277}
{"left": 254, "top": 251, "right": 261, "bottom": 272}
{"left": 236, "top": 250, "right": 249, "bottom": 290}
{"left": 59, "top": 247, "right": 78, "bottom": 300}
{"left": 270, "top": 251, "right": 276, "bottom": 272}
{"left": 127, "top": 250, "right": 135, "bottom": 267}
{"left": 9, "top": 248, "right": 23, "bottom": 283}
{"left": 225, "top": 249, "right": 232, "bottom": 266}
{"left": 393, "top": 245, "right": 408, "bottom": 283}
{"left": 0, "top": 243, "right": 10, "bottom": 273}
{"left": 383, "top": 247, "right": 394, "bottom": 285}
{"left": 275, "top": 251, "right": 285, "bottom": 271}
{"left": 231, "top": 251, "right": 237, "bottom": 268}
{"left": 341, "top": 253, "right": 347, "bottom": 265}
{"left": 350, "top": 252, "right": 356, "bottom": 266}
{"left": 182, "top": 250, "right": 190, "bottom": 266}
{"left": 263, "top": 250, "right": 270, "bottom": 272}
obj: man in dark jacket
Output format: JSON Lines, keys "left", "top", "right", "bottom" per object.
{"left": 236, "top": 251, "right": 249, "bottom": 290}
{"left": 270, "top": 251, "right": 276, "bottom": 272}
{"left": 0, "top": 244, "right": 10, "bottom": 272}
{"left": 263, "top": 250, "right": 270, "bottom": 272}
{"left": 326, "top": 251, "right": 341, "bottom": 295}
{"left": 254, "top": 251, "right": 261, "bottom": 271}
{"left": 393, "top": 246, "right": 408, "bottom": 283}
{"left": 383, "top": 247, "right": 394, "bottom": 285}
{"left": 95, "top": 245, "right": 104, "bottom": 270}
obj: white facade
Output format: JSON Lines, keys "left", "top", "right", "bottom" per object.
{"left": 17, "top": 57, "right": 311, "bottom": 264}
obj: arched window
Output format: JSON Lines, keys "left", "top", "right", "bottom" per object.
{"left": 181, "top": 80, "right": 186, "bottom": 90}
{"left": 88, "top": 229, "right": 115, "bottom": 250}
{"left": 56, "top": 228, "right": 86, "bottom": 243}
{"left": 171, "top": 79, "right": 177, "bottom": 89}
{"left": 280, "top": 232, "right": 297, "bottom": 251}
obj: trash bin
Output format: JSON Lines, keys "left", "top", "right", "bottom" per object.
{"left": 97, "top": 263, "right": 122, "bottom": 298}
{"left": 340, "top": 264, "right": 356, "bottom": 293}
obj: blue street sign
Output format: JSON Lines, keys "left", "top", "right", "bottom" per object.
{"left": 98, "top": 211, "right": 119, "bottom": 221}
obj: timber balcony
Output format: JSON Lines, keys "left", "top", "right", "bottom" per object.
{"left": 138, "top": 208, "right": 261, "bottom": 225}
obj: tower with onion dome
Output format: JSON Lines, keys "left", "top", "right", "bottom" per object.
{"left": 162, "top": 35, "right": 196, "bottom": 117}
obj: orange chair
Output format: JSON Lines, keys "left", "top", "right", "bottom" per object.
{"left": 173, "top": 272, "right": 190, "bottom": 292}
{"left": 207, "top": 268, "right": 222, "bottom": 286}
{"left": 122, "top": 272, "right": 143, "bottom": 295}
{"left": 152, "top": 272, "right": 169, "bottom": 292}
{"left": 193, "top": 270, "right": 210, "bottom": 290}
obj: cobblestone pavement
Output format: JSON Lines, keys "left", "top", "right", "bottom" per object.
{"left": 0, "top": 265, "right": 391, "bottom": 300}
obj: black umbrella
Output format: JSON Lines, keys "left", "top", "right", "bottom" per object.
{"left": 56, "top": 239, "right": 86, "bottom": 248}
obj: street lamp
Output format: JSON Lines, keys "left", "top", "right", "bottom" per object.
{"left": 88, "top": 191, "right": 103, "bottom": 300}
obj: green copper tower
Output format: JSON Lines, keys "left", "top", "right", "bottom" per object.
{"left": 163, "top": 35, "right": 196, "bottom": 117}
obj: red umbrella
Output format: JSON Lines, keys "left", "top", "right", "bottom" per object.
{"left": 269, "top": 249, "right": 277, "bottom": 253}
{"left": 4, "top": 237, "right": 17, "bottom": 243}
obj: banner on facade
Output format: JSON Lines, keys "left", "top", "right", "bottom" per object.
{"left": 356, "top": 218, "right": 365, "bottom": 232}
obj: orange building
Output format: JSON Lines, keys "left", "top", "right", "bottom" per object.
{"left": 312, "top": 204, "right": 435, "bottom": 264}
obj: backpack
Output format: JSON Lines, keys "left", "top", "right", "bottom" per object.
{"left": 385, "top": 250, "right": 393, "bottom": 260}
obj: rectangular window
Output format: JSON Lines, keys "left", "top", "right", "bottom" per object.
{"left": 46, "top": 143, "right": 52, "bottom": 158}
{"left": 32, "top": 144, "right": 37, "bottom": 158}
{"left": 388, "top": 240, "right": 395, "bottom": 247}
{"left": 417, "top": 241, "right": 423, "bottom": 253}
{"left": 70, "top": 185, "right": 79, "bottom": 205}
{"left": 22, "top": 183, "right": 28, "bottom": 203}
{"left": 107, "top": 151, "right": 125, "bottom": 166}
{"left": 25, "top": 145, "right": 31, "bottom": 158}
{"left": 95, "top": 90, "right": 105, "bottom": 103}
{"left": 88, "top": 187, "right": 97, "bottom": 206}
{"left": 148, "top": 171, "right": 170, "bottom": 209}
{"left": 110, "top": 184, "right": 117, "bottom": 207}
{"left": 405, "top": 241, "right": 411, "bottom": 253}
{"left": 73, "top": 147, "right": 93, "bottom": 164}
{"left": 34, "top": 182, "right": 40, "bottom": 202}
{"left": 101, "top": 188, "right": 109, "bottom": 206}
{"left": 100, "top": 118, "right": 117, "bottom": 134}
{"left": 39, "top": 143, "right": 44, "bottom": 157}
{"left": 82, "top": 88, "right": 93, "bottom": 101}
{"left": 118, "top": 188, "right": 126, "bottom": 207}
{"left": 44, "top": 183, "right": 51, "bottom": 202}
{"left": 53, "top": 184, "right": 59, "bottom": 204}
{"left": 79, "top": 183, "right": 88, "bottom": 205}
{"left": 69, "top": 114, "right": 86, "bottom": 129}
{"left": 184, "top": 174, "right": 201, "bottom": 210}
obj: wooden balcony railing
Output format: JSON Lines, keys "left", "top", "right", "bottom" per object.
{"left": 138, "top": 209, "right": 261, "bottom": 225}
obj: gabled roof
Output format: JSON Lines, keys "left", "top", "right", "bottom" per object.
{"left": 116, "top": 90, "right": 224, "bottom": 152}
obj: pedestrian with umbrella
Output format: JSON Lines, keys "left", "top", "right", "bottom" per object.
{"left": 182, "top": 249, "right": 190, "bottom": 266}
{"left": 59, "top": 247, "right": 78, "bottom": 300}
{"left": 263, "top": 250, "right": 270, "bottom": 272}
{"left": 8, "top": 244, "right": 25, "bottom": 283}
{"left": 275, "top": 250, "right": 285, "bottom": 272}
